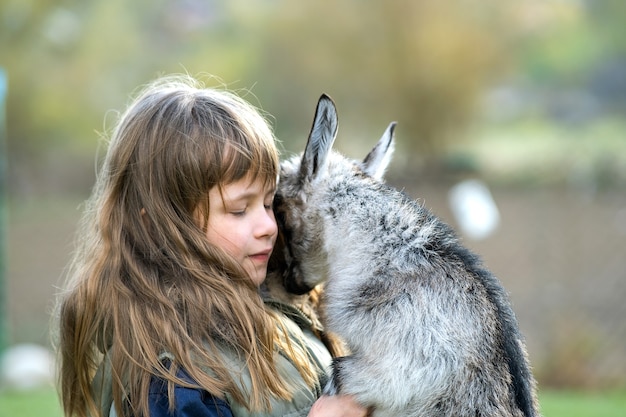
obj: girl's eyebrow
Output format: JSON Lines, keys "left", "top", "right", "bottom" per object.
{"left": 227, "top": 187, "right": 275, "bottom": 202}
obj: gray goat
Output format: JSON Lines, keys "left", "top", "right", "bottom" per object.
{"left": 272, "top": 94, "right": 540, "bottom": 417}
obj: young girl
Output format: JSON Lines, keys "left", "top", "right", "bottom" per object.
{"left": 54, "top": 75, "right": 366, "bottom": 417}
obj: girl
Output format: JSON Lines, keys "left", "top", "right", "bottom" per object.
{"left": 54, "top": 75, "right": 366, "bottom": 417}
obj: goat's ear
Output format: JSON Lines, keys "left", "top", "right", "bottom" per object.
{"left": 361, "top": 122, "right": 396, "bottom": 180}
{"left": 299, "top": 94, "right": 338, "bottom": 183}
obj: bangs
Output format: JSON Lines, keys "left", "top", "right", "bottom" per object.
{"left": 217, "top": 116, "right": 279, "bottom": 190}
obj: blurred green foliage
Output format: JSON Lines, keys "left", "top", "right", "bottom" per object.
{"left": 1, "top": 0, "right": 625, "bottom": 196}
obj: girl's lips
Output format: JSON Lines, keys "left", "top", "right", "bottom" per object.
{"left": 249, "top": 250, "right": 272, "bottom": 262}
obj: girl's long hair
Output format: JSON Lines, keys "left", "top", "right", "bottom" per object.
{"left": 53, "top": 75, "right": 317, "bottom": 417}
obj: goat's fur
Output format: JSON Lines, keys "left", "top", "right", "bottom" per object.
{"left": 272, "top": 94, "right": 540, "bottom": 417}
{"left": 262, "top": 231, "right": 347, "bottom": 358}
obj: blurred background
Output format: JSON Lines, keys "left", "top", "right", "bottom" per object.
{"left": 1, "top": 0, "right": 625, "bottom": 401}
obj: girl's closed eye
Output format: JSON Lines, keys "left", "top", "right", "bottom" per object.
{"left": 264, "top": 191, "right": 276, "bottom": 210}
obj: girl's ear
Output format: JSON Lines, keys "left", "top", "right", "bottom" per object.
{"left": 298, "top": 94, "right": 338, "bottom": 184}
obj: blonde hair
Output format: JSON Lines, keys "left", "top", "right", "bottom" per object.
{"left": 54, "top": 75, "right": 317, "bottom": 417}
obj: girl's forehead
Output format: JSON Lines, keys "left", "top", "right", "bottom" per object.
{"left": 218, "top": 174, "right": 276, "bottom": 198}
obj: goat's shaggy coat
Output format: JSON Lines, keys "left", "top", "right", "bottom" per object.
{"left": 272, "top": 95, "right": 540, "bottom": 417}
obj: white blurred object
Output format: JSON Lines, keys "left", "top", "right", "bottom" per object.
{"left": 448, "top": 179, "right": 500, "bottom": 240}
{"left": 0, "top": 343, "right": 56, "bottom": 390}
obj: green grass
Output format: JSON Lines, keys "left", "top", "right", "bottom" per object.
{"left": 0, "top": 387, "right": 62, "bottom": 417}
{"left": 539, "top": 389, "right": 626, "bottom": 417}
{"left": 1, "top": 387, "right": 625, "bottom": 417}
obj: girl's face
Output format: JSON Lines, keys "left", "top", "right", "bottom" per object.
{"left": 204, "top": 176, "right": 278, "bottom": 285}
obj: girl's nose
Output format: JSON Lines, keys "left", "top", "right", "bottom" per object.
{"left": 257, "top": 208, "right": 277, "bottom": 238}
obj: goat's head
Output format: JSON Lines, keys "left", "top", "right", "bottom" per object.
{"left": 273, "top": 94, "right": 396, "bottom": 294}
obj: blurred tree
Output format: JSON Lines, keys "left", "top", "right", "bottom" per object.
{"left": 586, "top": 0, "right": 626, "bottom": 113}
{"left": 511, "top": 1, "right": 605, "bottom": 87}
{"left": 498, "top": 1, "right": 626, "bottom": 120}
{"left": 587, "top": 0, "right": 626, "bottom": 54}
{"left": 1, "top": 0, "right": 622, "bottom": 193}
{"left": 0, "top": 0, "right": 254, "bottom": 195}
{"left": 243, "top": 0, "right": 514, "bottom": 171}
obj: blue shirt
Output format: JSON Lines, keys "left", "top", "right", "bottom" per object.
{"left": 148, "top": 368, "right": 233, "bottom": 417}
